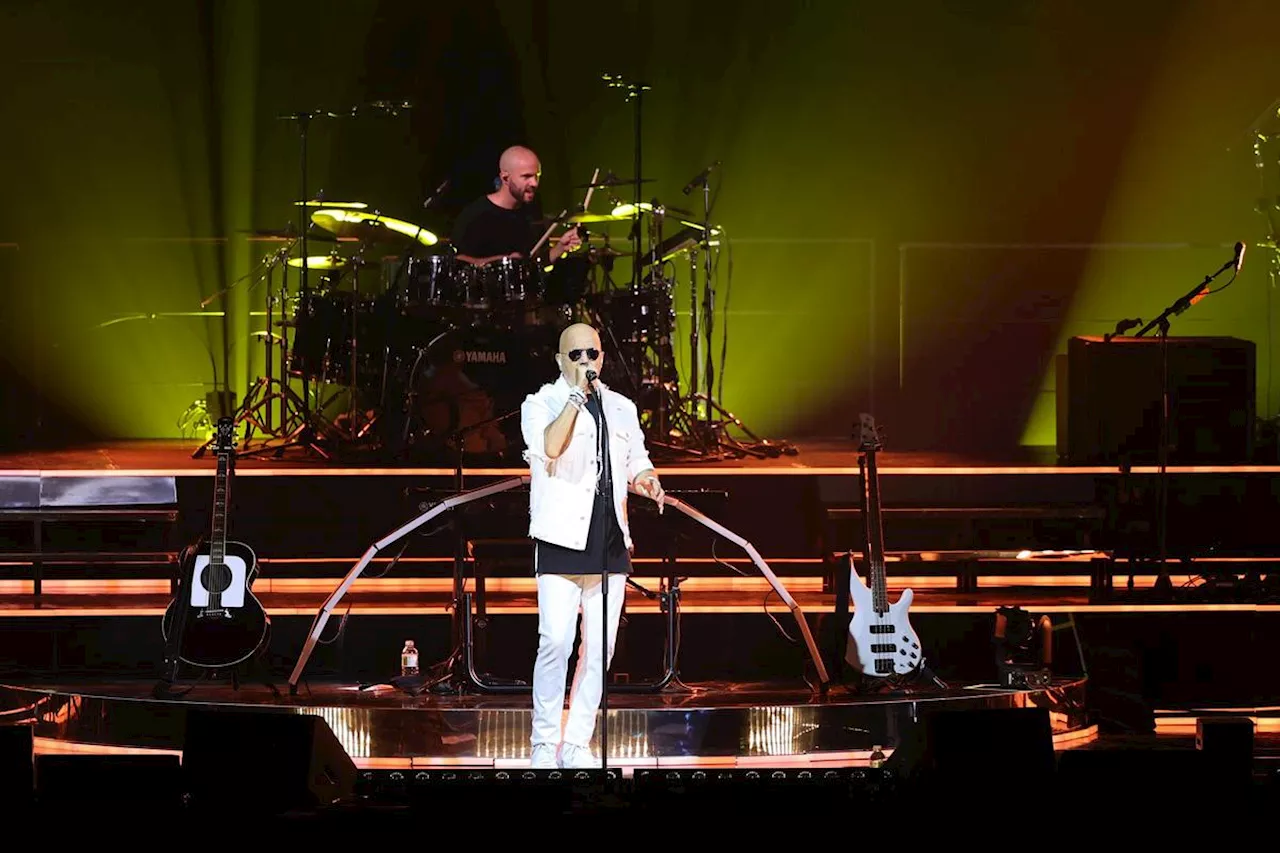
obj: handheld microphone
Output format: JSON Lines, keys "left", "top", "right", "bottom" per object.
{"left": 586, "top": 369, "right": 598, "bottom": 383}
{"left": 1234, "top": 240, "right": 1246, "bottom": 273}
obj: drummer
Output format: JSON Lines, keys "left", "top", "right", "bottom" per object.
{"left": 451, "top": 145, "right": 582, "bottom": 265}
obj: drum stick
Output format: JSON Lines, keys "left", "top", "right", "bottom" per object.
{"left": 582, "top": 167, "right": 600, "bottom": 213}
{"left": 529, "top": 209, "right": 568, "bottom": 258}
{"left": 529, "top": 169, "right": 597, "bottom": 259}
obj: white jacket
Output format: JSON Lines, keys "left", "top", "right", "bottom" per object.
{"left": 520, "top": 375, "right": 654, "bottom": 552}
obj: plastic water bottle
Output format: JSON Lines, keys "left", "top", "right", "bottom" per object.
{"left": 401, "top": 640, "right": 419, "bottom": 677}
{"left": 869, "top": 745, "right": 886, "bottom": 768}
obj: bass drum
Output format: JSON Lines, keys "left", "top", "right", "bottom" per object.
{"left": 380, "top": 324, "right": 558, "bottom": 462}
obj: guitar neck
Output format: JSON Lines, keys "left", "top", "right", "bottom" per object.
{"left": 209, "top": 451, "right": 230, "bottom": 566}
{"left": 861, "top": 449, "right": 889, "bottom": 614}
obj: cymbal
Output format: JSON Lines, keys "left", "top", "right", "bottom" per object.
{"left": 311, "top": 208, "right": 440, "bottom": 246}
{"left": 573, "top": 176, "right": 653, "bottom": 189}
{"left": 294, "top": 199, "right": 369, "bottom": 209}
{"left": 610, "top": 202, "right": 702, "bottom": 220}
{"left": 287, "top": 254, "right": 349, "bottom": 270}
{"left": 566, "top": 211, "right": 633, "bottom": 224}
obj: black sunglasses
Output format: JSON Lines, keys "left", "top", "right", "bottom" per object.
{"left": 566, "top": 348, "right": 600, "bottom": 362}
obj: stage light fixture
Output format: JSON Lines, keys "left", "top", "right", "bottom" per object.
{"left": 993, "top": 606, "right": 1053, "bottom": 688}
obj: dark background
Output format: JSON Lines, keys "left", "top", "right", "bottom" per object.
{"left": 1, "top": 0, "right": 1278, "bottom": 453}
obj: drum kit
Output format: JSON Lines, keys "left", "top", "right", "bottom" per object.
{"left": 208, "top": 178, "right": 796, "bottom": 465}
{"left": 208, "top": 90, "right": 794, "bottom": 464}
{"left": 204, "top": 189, "right": 754, "bottom": 464}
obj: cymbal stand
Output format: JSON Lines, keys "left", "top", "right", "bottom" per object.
{"left": 641, "top": 206, "right": 705, "bottom": 458}
{"left": 650, "top": 175, "right": 730, "bottom": 461}
{"left": 228, "top": 246, "right": 339, "bottom": 461}
{"left": 601, "top": 73, "right": 651, "bottom": 294}
{"left": 273, "top": 106, "right": 346, "bottom": 458}
{"left": 650, "top": 201, "right": 669, "bottom": 440}
{"left": 677, "top": 168, "right": 798, "bottom": 461}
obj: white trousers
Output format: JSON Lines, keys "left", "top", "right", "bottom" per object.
{"left": 531, "top": 572, "right": 627, "bottom": 748}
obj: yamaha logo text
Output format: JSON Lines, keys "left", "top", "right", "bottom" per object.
{"left": 454, "top": 349, "right": 507, "bottom": 365}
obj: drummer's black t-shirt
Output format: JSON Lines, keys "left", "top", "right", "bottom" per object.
{"left": 450, "top": 196, "right": 541, "bottom": 260}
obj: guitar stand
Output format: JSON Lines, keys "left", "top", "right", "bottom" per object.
{"left": 153, "top": 645, "right": 281, "bottom": 700}
{"left": 846, "top": 661, "right": 949, "bottom": 697}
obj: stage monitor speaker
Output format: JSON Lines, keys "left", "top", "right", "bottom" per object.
{"left": 1058, "top": 335, "right": 1255, "bottom": 464}
{"left": 1196, "top": 716, "right": 1254, "bottom": 785}
{"left": 1057, "top": 747, "right": 1214, "bottom": 796}
{"left": 0, "top": 724, "right": 34, "bottom": 804}
{"left": 35, "top": 754, "right": 183, "bottom": 813}
{"left": 883, "top": 706, "right": 1056, "bottom": 800}
{"left": 182, "top": 709, "right": 357, "bottom": 816}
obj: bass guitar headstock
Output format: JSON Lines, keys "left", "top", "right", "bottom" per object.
{"left": 856, "top": 413, "right": 884, "bottom": 454}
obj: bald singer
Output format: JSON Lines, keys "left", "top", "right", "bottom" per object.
{"left": 450, "top": 144, "right": 581, "bottom": 265}
{"left": 519, "top": 322, "right": 664, "bottom": 769}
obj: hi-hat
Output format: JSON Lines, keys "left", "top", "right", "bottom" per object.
{"left": 288, "top": 254, "right": 349, "bottom": 270}
{"left": 294, "top": 199, "right": 369, "bottom": 209}
{"left": 311, "top": 208, "right": 440, "bottom": 246}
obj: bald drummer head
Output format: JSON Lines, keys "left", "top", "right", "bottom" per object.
{"left": 494, "top": 145, "right": 542, "bottom": 209}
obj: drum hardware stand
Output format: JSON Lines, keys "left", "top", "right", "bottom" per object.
{"left": 274, "top": 105, "right": 363, "bottom": 460}
{"left": 332, "top": 234, "right": 381, "bottom": 450}
{"left": 193, "top": 243, "right": 336, "bottom": 460}
{"left": 672, "top": 166, "right": 798, "bottom": 462}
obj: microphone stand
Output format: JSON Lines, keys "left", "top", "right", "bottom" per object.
{"left": 588, "top": 371, "right": 611, "bottom": 774}
{"left": 1129, "top": 248, "right": 1242, "bottom": 598}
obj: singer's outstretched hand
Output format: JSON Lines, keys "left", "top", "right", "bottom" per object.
{"left": 634, "top": 470, "right": 664, "bottom": 514}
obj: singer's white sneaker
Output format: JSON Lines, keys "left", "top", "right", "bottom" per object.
{"left": 530, "top": 743, "right": 558, "bottom": 769}
{"left": 559, "top": 743, "right": 602, "bottom": 769}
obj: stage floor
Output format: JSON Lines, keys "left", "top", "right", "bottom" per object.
{"left": 0, "top": 674, "right": 1093, "bottom": 769}
{"left": 1, "top": 437, "right": 1277, "bottom": 475}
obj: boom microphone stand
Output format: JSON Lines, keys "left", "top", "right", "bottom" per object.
{"left": 1130, "top": 242, "right": 1245, "bottom": 597}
